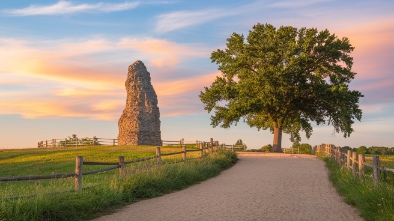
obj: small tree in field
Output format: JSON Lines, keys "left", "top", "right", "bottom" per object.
{"left": 262, "top": 144, "right": 272, "bottom": 152}
{"left": 234, "top": 139, "right": 247, "bottom": 150}
{"left": 200, "top": 23, "right": 363, "bottom": 152}
{"left": 357, "top": 146, "right": 368, "bottom": 154}
{"left": 292, "top": 143, "right": 312, "bottom": 154}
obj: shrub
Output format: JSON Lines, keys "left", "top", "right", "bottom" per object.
{"left": 261, "top": 144, "right": 272, "bottom": 152}
{"left": 292, "top": 143, "right": 312, "bottom": 154}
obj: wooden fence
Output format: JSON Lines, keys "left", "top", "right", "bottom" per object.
{"left": 318, "top": 146, "right": 394, "bottom": 184}
{"left": 38, "top": 137, "right": 117, "bottom": 148}
{"left": 2, "top": 138, "right": 224, "bottom": 193}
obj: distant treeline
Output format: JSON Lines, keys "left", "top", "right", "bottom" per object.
{"left": 339, "top": 146, "right": 394, "bottom": 155}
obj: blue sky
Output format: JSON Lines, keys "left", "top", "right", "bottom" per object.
{"left": 1, "top": 0, "right": 394, "bottom": 149}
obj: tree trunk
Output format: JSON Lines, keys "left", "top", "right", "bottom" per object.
{"left": 272, "top": 122, "right": 283, "bottom": 153}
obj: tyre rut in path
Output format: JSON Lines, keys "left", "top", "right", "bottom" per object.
{"left": 93, "top": 153, "right": 363, "bottom": 221}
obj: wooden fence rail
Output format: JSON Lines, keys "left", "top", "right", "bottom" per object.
{"left": 39, "top": 137, "right": 246, "bottom": 153}
{"left": 2, "top": 138, "right": 224, "bottom": 193}
{"left": 38, "top": 137, "right": 118, "bottom": 148}
{"left": 318, "top": 146, "right": 394, "bottom": 184}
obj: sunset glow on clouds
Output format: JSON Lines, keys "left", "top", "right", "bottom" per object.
{"left": 0, "top": 35, "right": 215, "bottom": 121}
{"left": 1, "top": 0, "right": 394, "bottom": 148}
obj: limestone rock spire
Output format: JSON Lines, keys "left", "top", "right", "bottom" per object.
{"left": 118, "top": 60, "right": 162, "bottom": 146}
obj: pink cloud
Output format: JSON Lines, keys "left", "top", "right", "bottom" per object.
{"left": 337, "top": 20, "right": 394, "bottom": 80}
{"left": 0, "top": 37, "right": 210, "bottom": 84}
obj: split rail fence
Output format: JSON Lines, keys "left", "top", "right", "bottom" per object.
{"left": 321, "top": 146, "right": 394, "bottom": 184}
{"left": 38, "top": 137, "right": 243, "bottom": 150}
{"left": 38, "top": 137, "right": 117, "bottom": 148}
{"left": 1, "top": 138, "right": 225, "bottom": 194}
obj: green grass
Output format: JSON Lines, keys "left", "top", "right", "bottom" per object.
{"left": 0, "top": 146, "right": 237, "bottom": 221}
{"left": 365, "top": 155, "right": 394, "bottom": 169}
{"left": 362, "top": 155, "right": 394, "bottom": 185}
{"left": 0, "top": 145, "right": 194, "bottom": 198}
{"left": 323, "top": 156, "right": 394, "bottom": 221}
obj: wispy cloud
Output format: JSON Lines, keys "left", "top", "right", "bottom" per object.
{"left": 269, "top": 0, "right": 332, "bottom": 8}
{"left": 0, "top": 36, "right": 213, "bottom": 120}
{"left": 0, "top": 37, "right": 209, "bottom": 83}
{"left": 154, "top": 0, "right": 333, "bottom": 33}
{"left": 0, "top": 71, "right": 218, "bottom": 120}
{"left": 155, "top": 9, "right": 230, "bottom": 33}
{"left": 2, "top": 1, "right": 139, "bottom": 16}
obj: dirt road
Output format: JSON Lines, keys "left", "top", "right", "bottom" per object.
{"left": 93, "top": 153, "right": 363, "bottom": 221}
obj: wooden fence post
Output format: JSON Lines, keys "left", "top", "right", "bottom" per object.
{"left": 156, "top": 146, "right": 162, "bottom": 165}
{"left": 331, "top": 146, "right": 334, "bottom": 158}
{"left": 347, "top": 150, "right": 351, "bottom": 168}
{"left": 199, "top": 143, "right": 203, "bottom": 158}
{"left": 210, "top": 138, "right": 213, "bottom": 153}
{"left": 352, "top": 151, "right": 357, "bottom": 175}
{"left": 358, "top": 153, "right": 365, "bottom": 177}
{"left": 118, "top": 156, "right": 125, "bottom": 178}
{"left": 65, "top": 138, "right": 67, "bottom": 147}
{"left": 113, "top": 139, "right": 116, "bottom": 146}
{"left": 373, "top": 155, "right": 380, "bottom": 184}
{"left": 334, "top": 147, "right": 337, "bottom": 161}
{"left": 182, "top": 145, "right": 187, "bottom": 161}
{"left": 75, "top": 156, "right": 83, "bottom": 191}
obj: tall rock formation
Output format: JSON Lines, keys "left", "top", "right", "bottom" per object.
{"left": 118, "top": 60, "right": 162, "bottom": 146}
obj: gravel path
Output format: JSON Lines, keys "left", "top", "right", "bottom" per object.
{"left": 93, "top": 153, "right": 363, "bottom": 221}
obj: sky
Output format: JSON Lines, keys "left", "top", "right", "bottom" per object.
{"left": 0, "top": 0, "right": 393, "bottom": 149}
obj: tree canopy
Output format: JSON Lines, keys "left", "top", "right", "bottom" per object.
{"left": 234, "top": 139, "right": 247, "bottom": 149}
{"left": 199, "top": 23, "right": 363, "bottom": 152}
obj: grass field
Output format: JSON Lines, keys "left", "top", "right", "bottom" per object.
{"left": 0, "top": 146, "right": 237, "bottom": 220}
{"left": 0, "top": 145, "right": 200, "bottom": 199}
{"left": 365, "top": 155, "right": 394, "bottom": 169}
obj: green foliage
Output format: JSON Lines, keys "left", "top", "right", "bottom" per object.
{"left": 341, "top": 146, "right": 352, "bottom": 151}
{"left": 354, "top": 146, "right": 394, "bottom": 155}
{"left": 199, "top": 23, "right": 363, "bottom": 147}
{"left": 323, "top": 157, "right": 394, "bottom": 221}
{"left": 292, "top": 143, "right": 312, "bottom": 154}
{"left": 58, "top": 134, "right": 100, "bottom": 146}
{"left": 261, "top": 144, "right": 272, "bottom": 152}
{"left": 0, "top": 149, "right": 237, "bottom": 221}
{"left": 234, "top": 139, "right": 247, "bottom": 149}
{"left": 357, "top": 146, "right": 368, "bottom": 154}
{"left": 369, "top": 146, "right": 389, "bottom": 155}
{"left": 235, "top": 139, "right": 244, "bottom": 145}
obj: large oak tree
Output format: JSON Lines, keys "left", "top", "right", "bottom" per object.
{"left": 199, "top": 23, "right": 363, "bottom": 152}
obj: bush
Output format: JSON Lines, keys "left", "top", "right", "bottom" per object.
{"left": 292, "top": 143, "right": 312, "bottom": 154}
{"left": 261, "top": 144, "right": 272, "bottom": 152}
{"left": 357, "top": 146, "right": 368, "bottom": 154}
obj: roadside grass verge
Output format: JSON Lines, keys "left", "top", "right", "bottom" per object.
{"left": 323, "top": 157, "right": 394, "bottom": 221}
{"left": 0, "top": 145, "right": 200, "bottom": 198}
{"left": 0, "top": 149, "right": 237, "bottom": 221}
